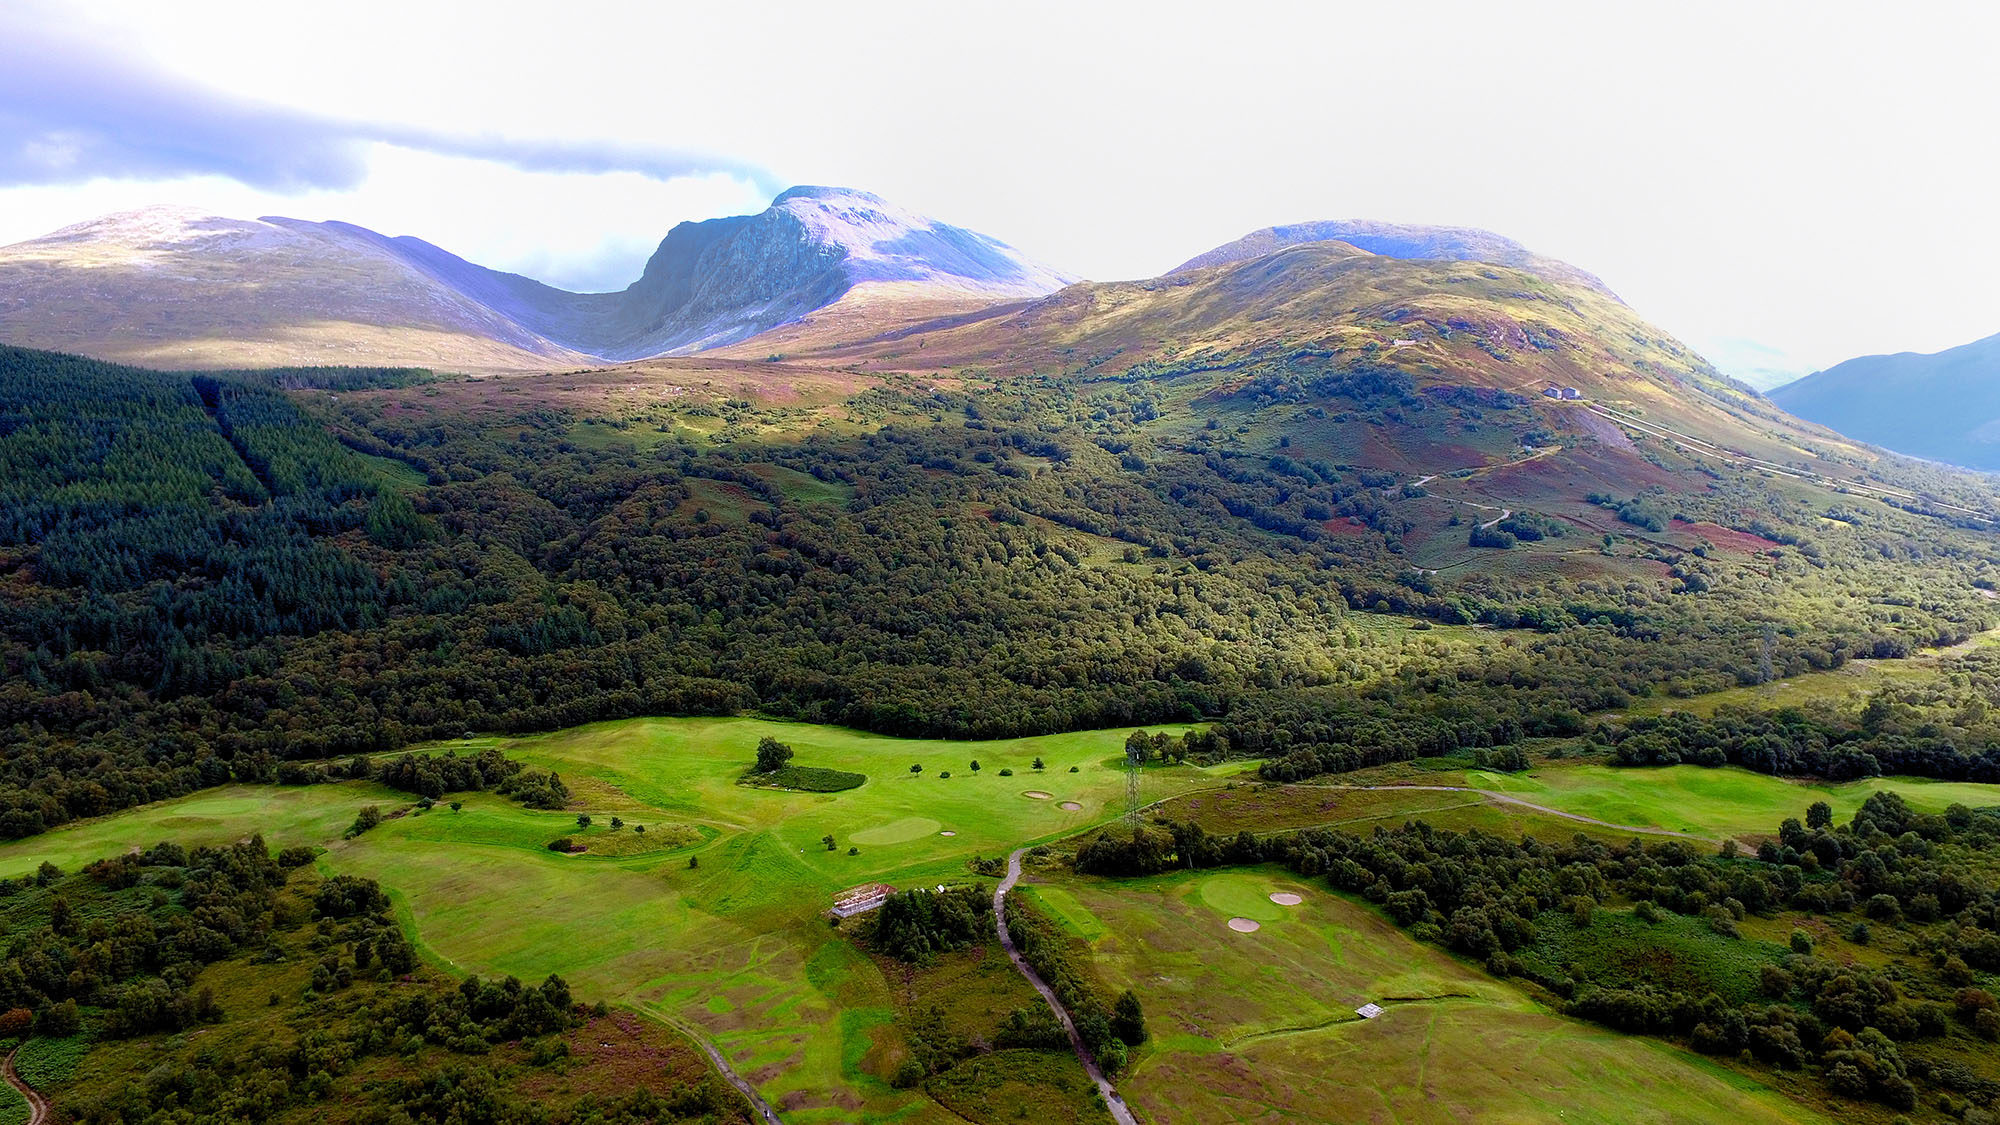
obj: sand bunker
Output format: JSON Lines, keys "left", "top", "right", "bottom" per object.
{"left": 1227, "top": 917, "right": 1262, "bottom": 933}
{"left": 1059, "top": 801, "right": 1082, "bottom": 811}
{"left": 1269, "top": 892, "right": 1303, "bottom": 906}
{"left": 1023, "top": 790, "right": 1053, "bottom": 800}
{"left": 939, "top": 830, "right": 957, "bottom": 837}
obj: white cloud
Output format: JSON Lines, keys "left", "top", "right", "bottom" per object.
{"left": 6, "top": 0, "right": 1999, "bottom": 382}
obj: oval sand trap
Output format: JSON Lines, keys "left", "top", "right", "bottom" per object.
{"left": 939, "top": 830, "right": 957, "bottom": 837}
{"left": 1269, "top": 892, "right": 1304, "bottom": 906}
{"left": 1227, "top": 917, "right": 1262, "bottom": 933}
{"left": 1059, "top": 801, "right": 1083, "bottom": 811}
{"left": 851, "top": 816, "right": 942, "bottom": 845}
{"left": 1022, "top": 790, "right": 1053, "bottom": 800}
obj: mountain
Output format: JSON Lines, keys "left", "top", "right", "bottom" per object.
{"left": 1768, "top": 332, "right": 2000, "bottom": 470}
{"left": 0, "top": 187, "right": 1074, "bottom": 370}
{"left": 1168, "top": 218, "right": 1616, "bottom": 297}
{"left": 0, "top": 206, "right": 595, "bottom": 371}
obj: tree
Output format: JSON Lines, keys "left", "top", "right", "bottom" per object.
{"left": 634, "top": 824, "right": 645, "bottom": 835}
{"left": 1112, "top": 990, "right": 1147, "bottom": 1045}
{"left": 610, "top": 816, "right": 624, "bottom": 830}
{"left": 688, "top": 854, "right": 698, "bottom": 869}
{"left": 822, "top": 834, "right": 836, "bottom": 851}
{"left": 449, "top": 801, "right": 463, "bottom": 813}
{"left": 756, "top": 737, "right": 795, "bottom": 774}
{"left": 1806, "top": 801, "right": 1834, "bottom": 830}
{"left": 970, "top": 760, "right": 982, "bottom": 773}
{"left": 577, "top": 813, "right": 592, "bottom": 829}
{"left": 910, "top": 763, "right": 923, "bottom": 775}
{"left": 1032, "top": 757, "right": 1045, "bottom": 770}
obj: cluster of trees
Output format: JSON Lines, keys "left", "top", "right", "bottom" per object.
{"left": 1003, "top": 894, "right": 1147, "bottom": 1074}
{"left": 0, "top": 838, "right": 292, "bottom": 1036}
{"left": 0, "top": 837, "right": 739, "bottom": 1125}
{"left": 1608, "top": 707, "right": 2000, "bottom": 783}
{"left": 868, "top": 886, "right": 991, "bottom": 961}
{"left": 1074, "top": 793, "right": 2000, "bottom": 1112}
{"left": 2, "top": 343, "right": 1996, "bottom": 842}
{"left": 273, "top": 747, "right": 571, "bottom": 808}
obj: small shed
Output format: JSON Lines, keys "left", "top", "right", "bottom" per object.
{"left": 1356, "top": 1003, "right": 1384, "bottom": 1019}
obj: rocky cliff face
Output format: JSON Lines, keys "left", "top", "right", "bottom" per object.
{"left": 0, "top": 188, "right": 1076, "bottom": 369}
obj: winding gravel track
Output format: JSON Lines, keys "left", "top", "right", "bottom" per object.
{"left": 995, "top": 848, "right": 1139, "bottom": 1125}
{"left": 4, "top": 1048, "right": 48, "bottom": 1125}
{"left": 656, "top": 1017, "right": 782, "bottom": 1124}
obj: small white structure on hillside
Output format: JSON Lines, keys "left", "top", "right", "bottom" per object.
{"left": 832, "top": 882, "right": 895, "bottom": 918}
{"left": 1356, "top": 1003, "right": 1384, "bottom": 1020}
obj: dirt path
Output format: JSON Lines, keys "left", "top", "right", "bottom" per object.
{"left": 654, "top": 1017, "right": 782, "bottom": 1125}
{"left": 995, "top": 849, "right": 1139, "bottom": 1125}
{"left": 4, "top": 1048, "right": 49, "bottom": 1125}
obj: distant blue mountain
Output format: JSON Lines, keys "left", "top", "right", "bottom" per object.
{"left": 1770, "top": 333, "right": 2000, "bottom": 471}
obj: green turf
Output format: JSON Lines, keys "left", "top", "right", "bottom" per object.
{"left": 0, "top": 781, "right": 407, "bottom": 878}
{"left": 1034, "top": 867, "right": 1824, "bottom": 1124}
{"left": 6, "top": 717, "right": 1947, "bottom": 1120}
{"left": 317, "top": 716, "right": 1217, "bottom": 1122}
{"left": 1468, "top": 762, "right": 2000, "bottom": 838}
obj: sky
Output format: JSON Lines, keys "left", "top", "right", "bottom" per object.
{"left": 2, "top": 1, "right": 1996, "bottom": 387}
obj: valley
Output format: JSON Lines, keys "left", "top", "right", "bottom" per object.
{"left": 9, "top": 707, "right": 1994, "bottom": 1122}
{"left": 7, "top": 185, "right": 2000, "bottom": 1125}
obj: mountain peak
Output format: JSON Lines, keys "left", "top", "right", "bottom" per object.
{"left": 0, "top": 187, "right": 1077, "bottom": 369}
{"left": 1173, "top": 219, "right": 1616, "bottom": 298}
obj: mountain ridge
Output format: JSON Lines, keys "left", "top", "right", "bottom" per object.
{"left": 1769, "top": 331, "right": 2000, "bottom": 470}
{"left": 0, "top": 188, "right": 1076, "bottom": 370}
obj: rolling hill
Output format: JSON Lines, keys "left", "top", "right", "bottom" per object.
{"left": 1769, "top": 331, "right": 2000, "bottom": 470}
{"left": 0, "top": 187, "right": 1073, "bottom": 371}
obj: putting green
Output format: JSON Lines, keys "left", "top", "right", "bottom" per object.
{"left": 851, "top": 816, "right": 942, "bottom": 845}
{"left": 1195, "top": 871, "right": 1287, "bottom": 923}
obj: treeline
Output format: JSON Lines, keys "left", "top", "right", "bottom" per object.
{"left": 1003, "top": 892, "right": 1146, "bottom": 1074}
{"left": 1608, "top": 708, "right": 2000, "bottom": 783}
{"left": 274, "top": 747, "right": 572, "bottom": 808}
{"left": 1073, "top": 794, "right": 2000, "bottom": 1113}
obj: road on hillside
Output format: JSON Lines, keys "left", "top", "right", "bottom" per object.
{"left": 994, "top": 849, "right": 1140, "bottom": 1125}
{"left": 4, "top": 1047, "right": 48, "bottom": 1125}
{"left": 660, "top": 1019, "right": 782, "bottom": 1124}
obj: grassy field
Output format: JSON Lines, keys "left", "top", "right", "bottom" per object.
{"left": 0, "top": 716, "right": 1213, "bottom": 1121}
{"left": 0, "top": 781, "right": 405, "bottom": 878}
{"left": 330, "top": 717, "right": 1227, "bottom": 1122}
{"left": 1464, "top": 762, "right": 2000, "bottom": 838}
{"left": 13, "top": 716, "right": 1984, "bottom": 1121}
{"left": 1027, "top": 867, "right": 1823, "bottom": 1124}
